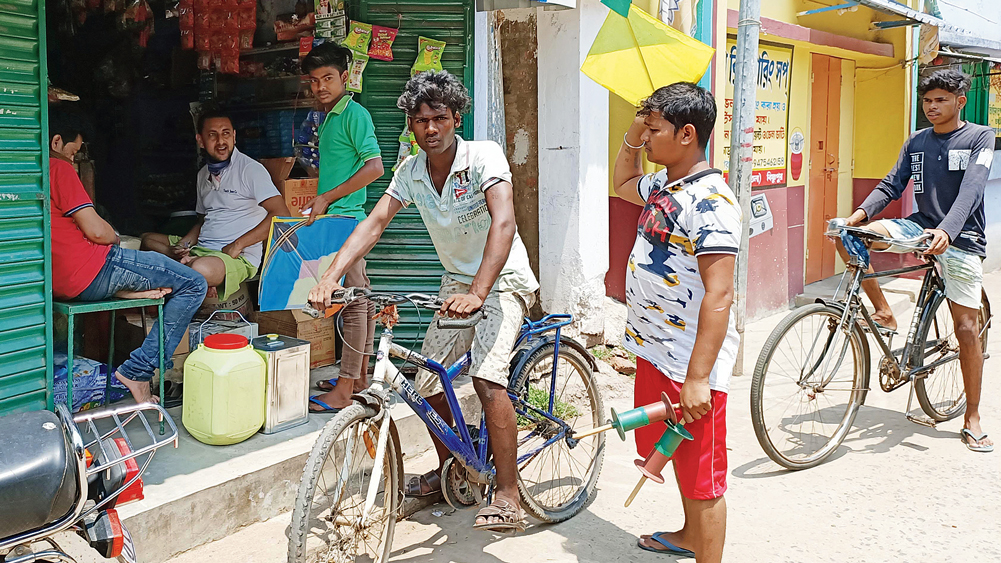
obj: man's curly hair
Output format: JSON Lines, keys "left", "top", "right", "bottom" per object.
{"left": 397, "top": 70, "right": 472, "bottom": 116}
{"left": 918, "top": 69, "right": 971, "bottom": 97}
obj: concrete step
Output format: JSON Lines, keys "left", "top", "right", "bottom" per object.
{"left": 117, "top": 365, "right": 479, "bottom": 563}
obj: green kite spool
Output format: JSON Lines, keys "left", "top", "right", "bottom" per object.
{"left": 609, "top": 391, "right": 676, "bottom": 441}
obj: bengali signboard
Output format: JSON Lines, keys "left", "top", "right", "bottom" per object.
{"left": 719, "top": 38, "right": 793, "bottom": 188}
{"left": 989, "top": 73, "right": 1001, "bottom": 138}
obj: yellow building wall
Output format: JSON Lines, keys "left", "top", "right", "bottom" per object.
{"left": 606, "top": 0, "right": 917, "bottom": 197}
{"left": 711, "top": 0, "right": 915, "bottom": 279}
{"left": 854, "top": 65, "right": 910, "bottom": 179}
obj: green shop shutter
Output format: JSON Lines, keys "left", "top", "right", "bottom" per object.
{"left": 349, "top": 0, "right": 474, "bottom": 351}
{"left": 0, "top": 0, "right": 53, "bottom": 415}
{"left": 963, "top": 62, "right": 991, "bottom": 127}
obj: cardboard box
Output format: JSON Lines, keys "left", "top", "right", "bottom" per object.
{"left": 115, "top": 313, "right": 190, "bottom": 364}
{"left": 255, "top": 310, "right": 335, "bottom": 369}
{"left": 262, "top": 157, "right": 318, "bottom": 217}
{"left": 198, "top": 282, "right": 254, "bottom": 321}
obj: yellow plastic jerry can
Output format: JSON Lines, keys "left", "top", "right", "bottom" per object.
{"left": 182, "top": 333, "right": 266, "bottom": 446}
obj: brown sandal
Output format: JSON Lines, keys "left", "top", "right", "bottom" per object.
{"left": 472, "top": 499, "right": 527, "bottom": 532}
{"left": 405, "top": 471, "right": 441, "bottom": 497}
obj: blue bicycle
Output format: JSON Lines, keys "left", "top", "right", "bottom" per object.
{"left": 288, "top": 289, "right": 606, "bottom": 563}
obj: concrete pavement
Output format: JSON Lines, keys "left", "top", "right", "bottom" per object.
{"left": 61, "top": 271, "right": 1001, "bottom": 563}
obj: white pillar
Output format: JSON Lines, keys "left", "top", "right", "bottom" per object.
{"left": 536, "top": 0, "right": 609, "bottom": 342}
{"left": 473, "top": 11, "right": 490, "bottom": 141}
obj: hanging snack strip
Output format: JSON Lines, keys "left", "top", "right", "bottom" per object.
{"left": 315, "top": 14, "right": 347, "bottom": 41}
{"left": 314, "top": 0, "right": 346, "bottom": 40}
{"left": 346, "top": 52, "right": 369, "bottom": 93}
{"left": 336, "top": 20, "right": 373, "bottom": 93}
{"left": 181, "top": 0, "right": 256, "bottom": 74}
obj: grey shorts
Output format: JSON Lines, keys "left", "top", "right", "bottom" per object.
{"left": 877, "top": 218, "right": 984, "bottom": 310}
{"left": 415, "top": 275, "right": 534, "bottom": 397}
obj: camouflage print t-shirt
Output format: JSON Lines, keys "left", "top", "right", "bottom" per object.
{"left": 623, "top": 168, "right": 742, "bottom": 393}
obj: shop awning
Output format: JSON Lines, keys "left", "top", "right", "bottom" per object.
{"left": 937, "top": 46, "right": 1001, "bottom": 64}
{"left": 475, "top": 0, "right": 575, "bottom": 10}
{"left": 798, "top": 0, "right": 961, "bottom": 31}
{"left": 934, "top": 0, "right": 1001, "bottom": 58}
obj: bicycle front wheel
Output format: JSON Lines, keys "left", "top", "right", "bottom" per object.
{"left": 288, "top": 404, "right": 402, "bottom": 563}
{"left": 914, "top": 291, "right": 990, "bottom": 421}
{"left": 510, "top": 343, "right": 605, "bottom": 523}
{"left": 751, "top": 303, "right": 870, "bottom": 470}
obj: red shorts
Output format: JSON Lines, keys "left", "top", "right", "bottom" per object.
{"left": 634, "top": 357, "right": 728, "bottom": 500}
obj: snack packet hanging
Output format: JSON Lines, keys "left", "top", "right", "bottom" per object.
{"left": 341, "top": 21, "right": 372, "bottom": 53}
{"left": 393, "top": 124, "right": 419, "bottom": 171}
{"left": 346, "top": 52, "right": 369, "bottom": 93}
{"left": 411, "top": 36, "right": 446, "bottom": 75}
{"left": 368, "top": 25, "right": 398, "bottom": 61}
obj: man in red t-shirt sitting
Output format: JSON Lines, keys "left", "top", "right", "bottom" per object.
{"left": 49, "top": 108, "right": 208, "bottom": 404}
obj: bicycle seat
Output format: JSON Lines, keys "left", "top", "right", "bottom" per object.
{"left": 0, "top": 410, "right": 80, "bottom": 541}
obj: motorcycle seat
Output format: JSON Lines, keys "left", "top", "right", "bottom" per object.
{"left": 0, "top": 410, "right": 80, "bottom": 541}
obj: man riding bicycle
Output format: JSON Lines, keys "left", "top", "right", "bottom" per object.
{"left": 307, "top": 70, "right": 540, "bottom": 530}
{"left": 835, "top": 69, "right": 993, "bottom": 453}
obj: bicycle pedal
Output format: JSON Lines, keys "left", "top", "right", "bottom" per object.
{"left": 906, "top": 414, "right": 937, "bottom": 428}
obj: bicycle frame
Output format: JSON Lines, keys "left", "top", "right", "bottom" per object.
{"left": 836, "top": 243, "right": 958, "bottom": 381}
{"left": 356, "top": 314, "right": 576, "bottom": 523}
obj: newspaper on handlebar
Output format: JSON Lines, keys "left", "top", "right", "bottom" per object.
{"left": 825, "top": 218, "right": 934, "bottom": 253}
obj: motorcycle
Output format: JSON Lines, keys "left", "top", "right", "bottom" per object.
{"left": 0, "top": 402, "right": 178, "bottom": 563}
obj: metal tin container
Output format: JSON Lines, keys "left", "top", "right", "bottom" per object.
{"left": 252, "top": 334, "right": 311, "bottom": 434}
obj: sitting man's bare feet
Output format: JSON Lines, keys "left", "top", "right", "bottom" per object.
{"left": 115, "top": 287, "right": 172, "bottom": 300}
{"left": 115, "top": 371, "right": 158, "bottom": 404}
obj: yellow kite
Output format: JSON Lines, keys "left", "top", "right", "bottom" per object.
{"left": 581, "top": 4, "right": 714, "bottom": 107}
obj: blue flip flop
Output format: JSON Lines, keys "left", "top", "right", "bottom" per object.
{"left": 316, "top": 378, "right": 338, "bottom": 392}
{"left": 961, "top": 428, "right": 994, "bottom": 452}
{"left": 637, "top": 532, "right": 695, "bottom": 557}
{"left": 309, "top": 396, "right": 342, "bottom": 414}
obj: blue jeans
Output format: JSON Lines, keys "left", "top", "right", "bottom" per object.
{"left": 77, "top": 246, "right": 208, "bottom": 382}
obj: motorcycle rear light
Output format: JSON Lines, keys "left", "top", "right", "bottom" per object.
{"left": 88, "top": 438, "right": 145, "bottom": 507}
{"left": 79, "top": 508, "right": 124, "bottom": 558}
{"left": 111, "top": 437, "right": 144, "bottom": 505}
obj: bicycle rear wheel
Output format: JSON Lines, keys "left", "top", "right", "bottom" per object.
{"left": 510, "top": 343, "right": 604, "bottom": 523}
{"left": 914, "top": 292, "right": 990, "bottom": 421}
{"left": 288, "top": 404, "right": 402, "bottom": 563}
{"left": 751, "top": 303, "right": 870, "bottom": 470}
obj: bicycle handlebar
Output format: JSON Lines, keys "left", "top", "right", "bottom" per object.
{"left": 303, "top": 287, "right": 485, "bottom": 328}
{"left": 825, "top": 219, "right": 932, "bottom": 252}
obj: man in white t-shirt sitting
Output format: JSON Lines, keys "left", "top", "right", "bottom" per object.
{"left": 142, "top": 109, "right": 289, "bottom": 300}
{"left": 308, "top": 71, "right": 539, "bottom": 532}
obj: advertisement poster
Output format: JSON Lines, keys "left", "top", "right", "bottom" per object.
{"left": 989, "top": 72, "right": 1001, "bottom": 138}
{"left": 719, "top": 38, "right": 793, "bottom": 188}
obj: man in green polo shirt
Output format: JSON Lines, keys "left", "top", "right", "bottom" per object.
{"left": 302, "top": 42, "right": 385, "bottom": 412}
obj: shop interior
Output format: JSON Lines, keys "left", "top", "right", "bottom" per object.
{"left": 45, "top": 0, "right": 467, "bottom": 412}
{"left": 46, "top": 0, "right": 325, "bottom": 239}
